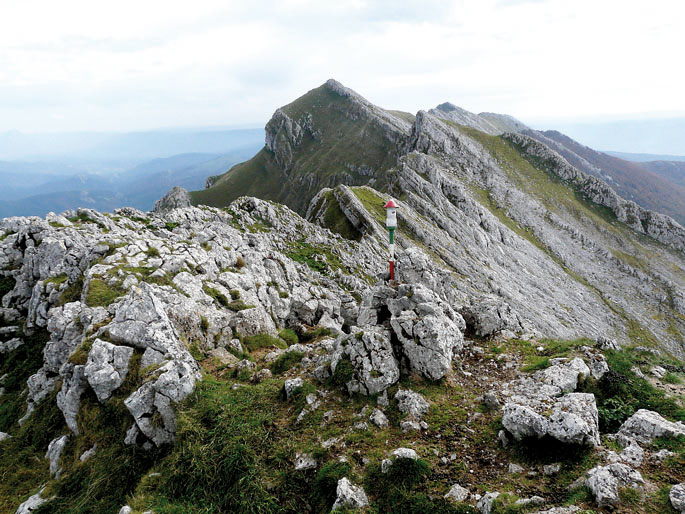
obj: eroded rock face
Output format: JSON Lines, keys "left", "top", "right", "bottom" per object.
{"left": 152, "top": 186, "right": 191, "bottom": 213}
{"left": 332, "top": 327, "right": 400, "bottom": 396}
{"left": 84, "top": 339, "right": 134, "bottom": 402}
{"left": 583, "top": 463, "right": 645, "bottom": 508}
{"left": 501, "top": 359, "right": 600, "bottom": 447}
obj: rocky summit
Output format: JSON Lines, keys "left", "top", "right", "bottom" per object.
{"left": 1, "top": 80, "right": 684, "bottom": 514}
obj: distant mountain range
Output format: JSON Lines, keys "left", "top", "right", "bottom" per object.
{"left": 0, "top": 143, "right": 262, "bottom": 218}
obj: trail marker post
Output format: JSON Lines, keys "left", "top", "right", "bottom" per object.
{"left": 383, "top": 199, "right": 398, "bottom": 280}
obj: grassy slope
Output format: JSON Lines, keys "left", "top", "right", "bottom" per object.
{"left": 191, "top": 84, "right": 402, "bottom": 214}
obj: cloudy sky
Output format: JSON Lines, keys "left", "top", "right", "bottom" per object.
{"left": 2, "top": 0, "right": 684, "bottom": 133}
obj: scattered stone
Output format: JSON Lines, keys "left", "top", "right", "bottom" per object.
{"left": 596, "top": 336, "right": 619, "bottom": 351}
{"left": 332, "top": 477, "right": 369, "bottom": 510}
{"left": 476, "top": 491, "right": 500, "bottom": 514}
{"left": 617, "top": 409, "right": 685, "bottom": 445}
{"left": 543, "top": 463, "right": 561, "bottom": 476}
{"left": 294, "top": 452, "right": 317, "bottom": 471}
{"left": 584, "top": 463, "right": 644, "bottom": 508}
{"left": 45, "top": 435, "right": 68, "bottom": 478}
{"left": 482, "top": 392, "right": 500, "bottom": 411}
{"left": 0, "top": 431, "right": 10, "bottom": 441}
{"left": 284, "top": 378, "right": 304, "bottom": 400}
{"left": 651, "top": 366, "right": 667, "bottom": 379}
{"left": 118, "top": 507, "right": 133, "bottom": 514}
{"left": 531, "top": 507, "right": 580, "bottom": 514}
{"left": 208, "top": 347, "right": 238, "bottom": 366}
{"left": 400, "top": 420, "right": 421, "bottom": 432}
{"left": 80, "top": 443, "right": 97, "bottom": 462}
{"left": 445, "top": 483, "right": 469, "bottom": 502}
{"left": 670, "top": 483, "right": 685, "bottom": 514}
{"left": 369, "top": 408, "right": 389, "bottom": 428}
{"left": 508, "top": 463, "right": 524, "bottom": 473}
{"left": 395, "top": 389, "right": 430, "bottom": 419}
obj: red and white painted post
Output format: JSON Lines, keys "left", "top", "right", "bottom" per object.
{"left": 383, "top": 199, "right": 398, "bottom": 280}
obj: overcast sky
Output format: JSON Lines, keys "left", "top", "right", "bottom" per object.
{"left": 2, "top": 0, "right": 684, "bottom": 133}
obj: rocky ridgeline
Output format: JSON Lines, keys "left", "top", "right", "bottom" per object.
{"left": 2, "top": 189, "right": 684, "bottom": 513}
{"left": 313, "top": 106, "right": 685, "bottom": 357}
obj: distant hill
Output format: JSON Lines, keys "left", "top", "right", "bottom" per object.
{"left": 544, "top": 117, "right": 685, "bottom": 155}
{"left": 524, "top": 129, "right": 685, "bottom": 226}
{"left": 0, "top": 127, "right": 264, "bottom": 161}
{"left": 605, "top": 150, "right": 685, "bottom": 162}
{"left": 639, "top": 160, "right": 685, "bottom": 188}
{"left": 0, "top": 144, "right": 261, "bottom": 217}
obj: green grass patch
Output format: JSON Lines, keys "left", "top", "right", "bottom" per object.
{"left": 327, "top": 354, "right": 355, "bottom": 389}
{"left": 44, "top": 273, "right": 68, "bottom": 287}
{"left": 145, "top": 378, "right": 284, "bottom": 513}
{"left": 269, "top": 351, "right": 305, "bottom": 375}
{"left": 278, "top": 328, "right": 299, "bottom": 346}
{"left": 285, "top": 241, "right": 344, "bottom": 275}
{"left": 243, "top": 333, "right": 287, "bottom": 352}
{"left": 59, "top": 277, "right": 84, "bottom": 305}
{"left": 579, "top": 349, "right": 685, "bottom": 431}
{"left": 521, "top": 357, "right": 550, "bottom": 373}
{"left": 662, "top": 372, "right": 682, "bottom": 384}
{"left": 85, "top": 278, "right": 126, "bottom": 308}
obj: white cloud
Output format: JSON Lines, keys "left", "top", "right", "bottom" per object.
{"left": 1, "top": 0, "right": 684, "bottom": 131}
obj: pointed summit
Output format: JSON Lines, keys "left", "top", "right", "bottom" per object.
{"left": 191, "top": 80, "right": 412, "bottom": 214}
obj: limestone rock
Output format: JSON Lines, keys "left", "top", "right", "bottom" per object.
{"left": 45, "top": 435, "right": 68, "bottom": 478}
{"left": 395, "top": 389, "right": 430, "bottom": 420}
{"left": 15, "top": 487, "right": 51, "bottom": 514}
{"left": 617, "top": 409, "right": 685, "bottom": 445}
{"left": 584, "top": 463, "right": 644, "bottom": 508}
{"left": 152, "top": 186, "right": 191, "bottom": 213}
{"left": 333, "top": 327, "right": 400, "bottom": 395}
{"left": 445, "top": 483, "right": 469, "bottom": 502}
{"left": 332, "top": 477, "right": 369, "bottom": 510}
{"left": 294, "top": 452, "right": 317, "bottom": 471}
{"left": 84, "top": 339, "right": 134, "bottom": 402}
{"left": 670, "top": 483, "right": 685, "bottom": 514}
{"left": 284, "top": 378, "right": 304, "bottom": 400}
{"left": 476, "top": 492, "right": 500, "bottom": 514}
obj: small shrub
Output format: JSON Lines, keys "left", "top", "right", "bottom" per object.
{"left": 145, "top": 246, "right": 160, "bottom": 258}
{"left": 270, "top": 351, "right": 305, "bottom": 375}
{"left": 227, "top": 300, "right": 255, "bottom": 312}
{"left": 203, "top": 285, "right": 229, "bottom": 308}
{"left": 200, "top": 316, "right": 209, "bottom": 333}
{"left": 230, "top": 289, "right": 241, "bottom": 300}
{"left": 0, "top": 275, "right": 16, "bottom": 297}
{"left": 310, "top": 461, "right": 351, "bottom": 512}
{"left": 278, "top": 329, "right": 299, "bottom": 347}
{"left": 300, "top": 326, "right": 334, "bottom": 343}
{"left": 235, "top": 256, "right": 246, "bottom": 269}
{"left": 663, "top": 372, "right": 682, "bottom": 384}
{"left": 164, "top": 222, "right": 179, "bottom": 231}
{"left": 327, "top": 354, "right": 355, "bottom": 389}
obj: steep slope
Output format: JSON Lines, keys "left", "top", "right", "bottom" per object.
{"left": 525, "top": 130, "right": 685, "bottom": 225}
{"left": 640, "top": 159, "right": 685, "bottom": 188}
{"left": 191, "top": 80, "right": 412, "bottom": 214}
